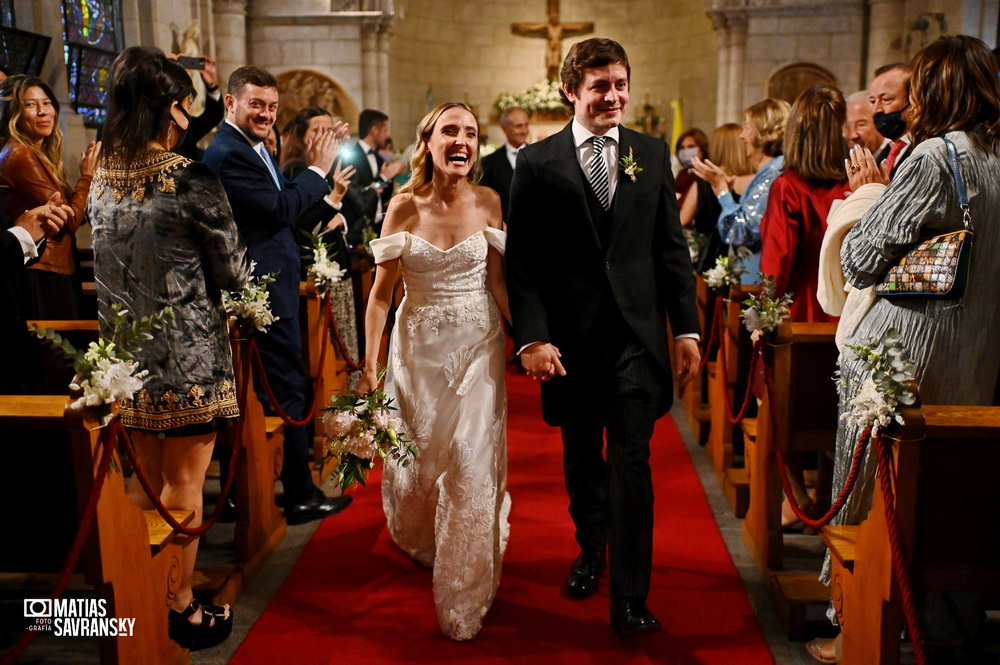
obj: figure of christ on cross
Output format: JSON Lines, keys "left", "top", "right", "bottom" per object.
{"left": 511, "top": 0, "right": 595, "bottom": 81}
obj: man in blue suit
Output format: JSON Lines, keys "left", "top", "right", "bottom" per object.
{"left": 204, "top": 66, "right": 352, "bottom": 525}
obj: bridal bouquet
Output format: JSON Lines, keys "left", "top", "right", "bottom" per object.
{"left": 703, "top": 247, "right": 752, "bottom": 290}
{"left": 305, "top": 224, "right": 347, "bottom": 295}
{"left": 321, "top": 382, "right": 417, "bottom": 490}
{"left": 842, "top": 329, "right": 917, "bottom": 434}
{"left": 32, "top": 303, "right": 173, "bottom": 425}
{"left": 222, "top": 261, "right": 279, "bottom": 333}
{"left": 741, "top": 275, "right": 793, "bottom": 334}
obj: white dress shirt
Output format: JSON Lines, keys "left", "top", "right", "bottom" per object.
{"left": 571, "top": 120, "right": 620, "bottom": 202}
{"left": 504, "top": 143, "right": 522, "bottom": 170}
{"left": 358, "top": 138, "right": 385, "bottom": 222}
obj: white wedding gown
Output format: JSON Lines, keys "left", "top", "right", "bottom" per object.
{"left": 370, "top": 228, "right": 511, "bottom": 641}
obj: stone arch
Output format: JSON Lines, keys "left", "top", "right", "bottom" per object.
{"left": 767, "top": 63, "right": 838, "bottom": 104}
{"left": 274, "top": 69, "right": 359, "bottom": 135}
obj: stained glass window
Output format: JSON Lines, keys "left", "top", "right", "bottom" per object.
{"left": 0, "top": 28, "right": 51, "bottom": 76}
{"left": 61, "top": 0, "right": 123, "bottom": 128}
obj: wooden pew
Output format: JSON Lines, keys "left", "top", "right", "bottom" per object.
{"left": 25, "top": 320, "right": 288, "bottom": 608}
{"left": 679, "top": 275, "right": 712, "bottom": 445}
{"left": 742, "top": 321, "right": 840, "bottom": 637}
{"left": 0, "top": 397, "right": 191, "bottom": 665}
{"left": 299, "top": 281, "right": 348, "bottom": 485}
{"left": 705, "top": 284, "right": 759, "bottom": 517}
{"left": 195, "top": 334, "right": 287, "bottom": 606}
{"left": 824, "top": 404, "right": 1000, "bottom": 664}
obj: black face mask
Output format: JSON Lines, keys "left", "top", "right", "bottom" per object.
{"left": 173, "top": 105, "right": 192, "bottom": 147}
{"left": 873, "top": 104, "right": 909, "bottom": 140}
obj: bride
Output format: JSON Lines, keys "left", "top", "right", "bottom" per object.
{"left": 357, "top": 102, "right": 511, "bottom": 641}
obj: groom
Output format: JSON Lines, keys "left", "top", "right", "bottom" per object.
{"left": 506, "top": 38, "right": 700, "bottom": 634}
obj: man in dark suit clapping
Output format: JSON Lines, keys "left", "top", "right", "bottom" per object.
{"left": 203, "top": 66, "right": 353, "bottom": 525}
{"left": 339, "top": 109, "right": 405, "bottom": 244}
{"left": 480, "top": 106, "right": 530, "bottom": 221}
{"left": 506, "top": 38, "right": 700, "bottom": 635}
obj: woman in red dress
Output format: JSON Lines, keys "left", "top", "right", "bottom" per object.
{"left": 760, "top": 85, "right": 848, "bottom": 322}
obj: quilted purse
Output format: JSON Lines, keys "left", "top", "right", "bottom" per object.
{"left": 874, "top": 138, "right": 974, "bottom": 299}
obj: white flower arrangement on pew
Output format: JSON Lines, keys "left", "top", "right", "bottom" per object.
{"left": 32, "top": 303, "right": 173, "bottom": 425}
{"left": 305, "top": 223, "right": 347, "bottom": 296}
{"left": 842, "top": 329, "right": 917, "bottom": 435}
{"left": 741, "top": 274, "right": 793, "bottom": 334}
{"left": 222, "top": 261, "right": 279, "bottom": 333}
{"left": 684, "top": 227, "right": 707, "bottom": 265}
{"left": 321, "top": 373, "right": 417, "bottom": 491}
{"left": 703, "top": 246, "right": 752, "bottom": 290}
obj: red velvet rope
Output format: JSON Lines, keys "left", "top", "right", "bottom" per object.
{"left": 117, "top": 343, "right": 252, "bottom": 537}
{"left": 248, "top": 293, "right": 333, "bottom": 427}
{"left": 875, "top": 433, "right": 928, "bottom": 665}
{"left": 0, "top": 419, "right": 118, "bottom": 665}
{"left": 716, "top": 334, "right": 762, "bottom": 425}
{"left": 697, "top": 296, "right": 723, "bottom": 371}
{"left": 326, "top": 294, "right": 365, "bottom": 372}
{"left": 764, "top": 361, "right": 870, "bottom": 529}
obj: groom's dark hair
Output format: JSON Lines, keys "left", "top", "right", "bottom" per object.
{"left": 559, "top": 38, "right": 631, "bottom": 108}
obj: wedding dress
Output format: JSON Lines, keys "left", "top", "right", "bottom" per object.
{"left": 370, "top": 227, "right": 511, "bottom": 641}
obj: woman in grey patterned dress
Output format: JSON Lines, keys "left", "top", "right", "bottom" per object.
{"left": 810, "top": 35, "right": 1000, "bottom": 662}
{"left": 88, "top": 46, "right": 249, "bottom": 650}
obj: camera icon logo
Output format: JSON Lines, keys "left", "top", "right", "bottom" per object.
{"left": 24, "top": 599, "right": 52, "bottom": 618}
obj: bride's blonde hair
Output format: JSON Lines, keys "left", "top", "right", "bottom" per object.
{"left": 399, "top": 102, "right": 480, "bottom": 194}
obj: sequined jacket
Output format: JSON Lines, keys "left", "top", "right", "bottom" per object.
{"left": 87, "top": 150, "right": 250, "bottom": 430}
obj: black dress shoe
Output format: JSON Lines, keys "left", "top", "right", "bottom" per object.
{"left": 284, "top": 492, "right": 353, "bottom": 526}
{"left": 566, "top": 550, "right": 606, "bottom": 599}
{"left": 610, "top": 598, "right": 661, "bottom": 635}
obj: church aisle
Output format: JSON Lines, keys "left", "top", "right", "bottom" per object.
{"left": 227, "top": 367, "right": 775, "bottom": 664}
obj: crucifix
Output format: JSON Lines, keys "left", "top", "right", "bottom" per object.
{"left": 511, "top": 0, "right": 594, "bottom": 81}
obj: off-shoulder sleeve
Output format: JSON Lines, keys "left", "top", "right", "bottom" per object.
{"left": 370, "top": 232, "right": 407, "bottom": 263}
{"left": 483, "top": 226, "right": 506, "bottom": 255}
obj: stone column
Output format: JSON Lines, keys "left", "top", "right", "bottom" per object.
{"left": 360, "top": 21, "right": 380, "bottom": 111}
{"left": 727, "top": 12, "right": 748, "bottom": 124}
{"left": 710, "top": 11, "right": 732, "bottom": 128}
{"left": 866, "top": 0, "right": 905, "bottom": 80}
{"left": 376, "top": 21, "right": 391, "bottom": 113}
{"left": 213, "top": 0, "right": 246, "bottom": 89}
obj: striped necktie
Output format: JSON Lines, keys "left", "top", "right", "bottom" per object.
{"left": 587, "top": 135, "right": 610, "bottom": 210}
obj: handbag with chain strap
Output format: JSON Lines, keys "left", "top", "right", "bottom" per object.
{"left": 874, "top": 137, "right": 974, "bottom": 299}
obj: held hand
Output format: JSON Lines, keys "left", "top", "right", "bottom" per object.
{"left": 845, "top": 145, "right": 888, "bottom": 191}
{"left": 674, "top": 338, "right": 701, "bottom": 388}
{"left": 79, "top": 141, "right": 102, "bottom": 178}
{"left": 330, "top": 161, "right": 356, "bottom": 203}
{"left": 305, "top": 127, "right": 338, "bottom": 175}
{"left": 519, "top": 342, "right": 566, "bottom": 382}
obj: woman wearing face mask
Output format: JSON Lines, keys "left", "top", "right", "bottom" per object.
{"left": 358, "top": 103, "right": 510, "bottom": 641}
{"left": 674, "top": 128, "right": 709, "bottom": 228}
{"left": 88, "top": 46, "right": 250, "bottom": 650}
{"left": 691, "top": 98, "right": 790, "bottom": 283}
{"left": 0, "top": 75, "right": 101, "bottom": 319}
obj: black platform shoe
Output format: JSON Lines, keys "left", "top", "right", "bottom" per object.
{"left": 168, "top": 599, "right": 233, "bottom": 650}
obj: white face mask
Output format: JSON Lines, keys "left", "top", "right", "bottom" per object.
{"left": 678, "top": 147, "right": 699, "bottom": 167}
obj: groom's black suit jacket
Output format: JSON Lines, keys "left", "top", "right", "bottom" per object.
{"left": 506, "top": 123, "right": 698, "bottom": 425}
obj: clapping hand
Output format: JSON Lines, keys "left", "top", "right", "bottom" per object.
{"left": 305, "top": 122, "right": 351, "bottom": 175}
{"left": 330, "top": 160, "right": 356, "bottom": 203}
{"left": 690, "top": 156, "right": 730, "bottom": 196}
{"left": 16, "top": 192, "right": 74, "bottom": 242}
{"left": 79, "top": 141, "right": 102, "bottom": 179}
{"left": 845, "top": 145, "right": 889, "bottom": 192}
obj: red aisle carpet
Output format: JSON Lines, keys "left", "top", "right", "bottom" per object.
{"left": 229, "top": 369, "right": 774, "bottom": 665}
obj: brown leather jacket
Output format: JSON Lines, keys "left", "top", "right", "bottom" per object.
{"left": 0, "top": 140, "right": 91, "bottom": 275}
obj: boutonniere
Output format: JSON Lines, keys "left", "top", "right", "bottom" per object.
{"left": 619, "top": 147, "right": 643, "bottom": 182}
